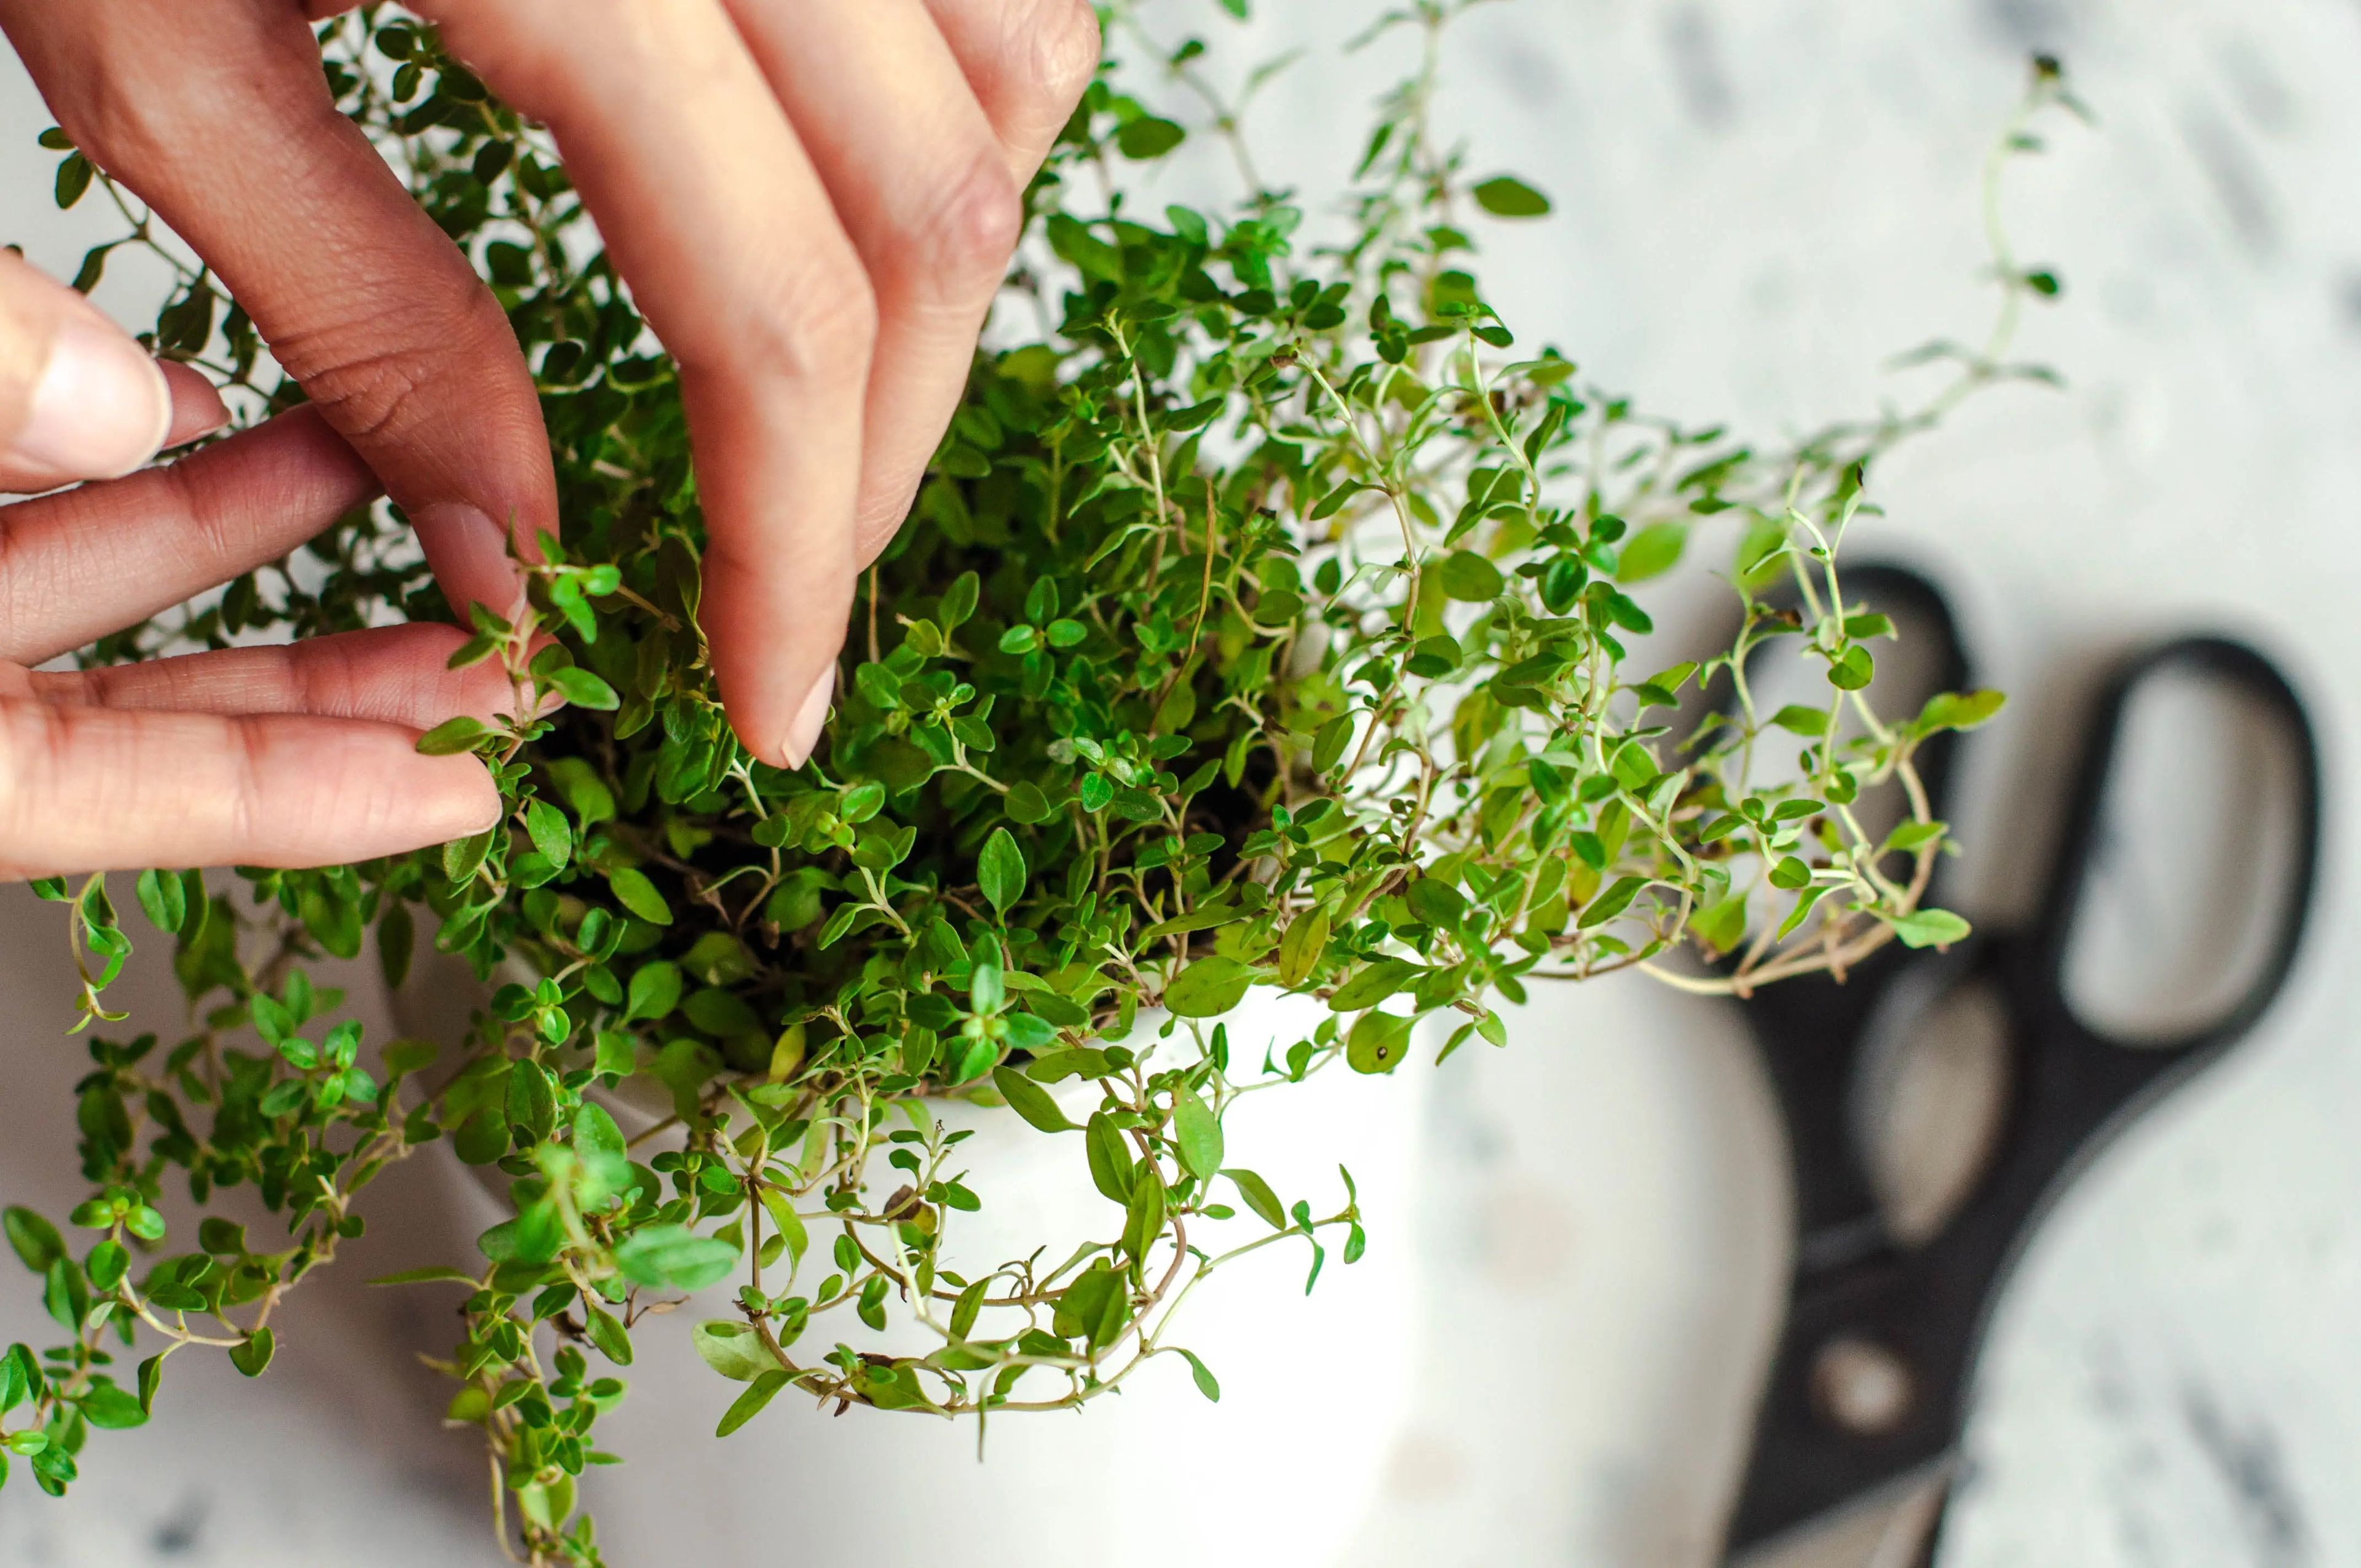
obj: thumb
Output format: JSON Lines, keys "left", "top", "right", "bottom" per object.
{"left": 0, "top": 250, "right": 223, "bottom": 493}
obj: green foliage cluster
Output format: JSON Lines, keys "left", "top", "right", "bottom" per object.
{"left": 5, "top": 4, "right": 2078, "bottom": 1559}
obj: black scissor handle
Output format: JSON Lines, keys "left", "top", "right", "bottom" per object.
{"left": 2026, "top": 635, "right": 2322, "bottom": 1056}
{"left": 1716, "top": 564, "right": 1979, "bottom": 1252}
{"left": 1725, "top": 633, "right": 2324, "bottom": 1558}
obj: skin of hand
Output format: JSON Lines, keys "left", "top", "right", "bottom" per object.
{"left": 0, "top": 0, "right": 1098, "bottom": 878}
{"left": 0, "top": 250, "right": 510, "bottom": 874}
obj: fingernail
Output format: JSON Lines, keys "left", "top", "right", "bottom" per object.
{"left": 781, "top": 666, "right": 837, "bottom": 769}
{"left": 414, "top": 503, "right": 525, "bottom": 619}
{"left": 14, "top": 313, "right": 171, "bottom": 479}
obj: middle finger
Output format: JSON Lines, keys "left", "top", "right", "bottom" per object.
{"left": 722, "top": 0, "right": 1023, "bottom": 559}
{"left": 419, "top": 0, "right": 871, "bottom": 770}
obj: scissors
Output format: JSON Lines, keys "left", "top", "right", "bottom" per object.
{"left": 1715, "top": 564, "right": 2324, "bottom": 1567}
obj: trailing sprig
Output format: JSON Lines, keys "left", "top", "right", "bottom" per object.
{"left": 6, "top": 3, "right": 2079, "bottom": 1560}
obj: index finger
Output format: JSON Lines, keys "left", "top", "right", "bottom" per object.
{"left": 0, "top": 0, "right": 556, "bottom": 619}
{"left": 0, "top": 699, "right": 498, "bottom": 876}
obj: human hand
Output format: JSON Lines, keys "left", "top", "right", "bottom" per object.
{"left": 0, "top": 251, "right": 503, "bottom": 876}
{"left": 1, "top": 0, "right": 1100, "bottom": 770}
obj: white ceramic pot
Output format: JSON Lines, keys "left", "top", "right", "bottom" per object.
{"left": 395, "top": 960, "right": 1430, "bottom": 1567}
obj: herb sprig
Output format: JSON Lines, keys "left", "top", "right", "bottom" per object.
{"left": 6, "top": 6, "right": 2079, "bottom": 1560}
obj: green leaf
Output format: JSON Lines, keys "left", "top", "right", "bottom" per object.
{"left": 1578, "top": 876, "right": 1648, "bottom": 929}
{"left": 1277, "top": 908, "right": 1330, "bottom": 986}
{"left": 1117, "top": 116, "right": 1187, "bottom": 159}
{"left": 1176, "top": 1347, "right": 1221, "bottom": 1401}
{"left": 692, "top": 1320, "right": 777, "bottom": 1382}
{"left": 607, "top": 868, "right": 673, "bottom": 925}
{"left": 524, "top": 799, "right": 572, "bottom": 865}
{"left": 505, "top": 1059, "right": 557, "bottom": 1147}
{"left": 716, "top": 1369, "right": 791, "bottom": 1436}
{"left": 1884, "top": 819, "right": 1949, "bottom": 854}
{"left": 978, "top": 827, "right": 1026, "bottom": 916}
{"left": 1769, "top": 705, "right": 1830, "bottom": 736}
{"left": 1437, "top": 549, "right": 1505, "bottom": 602}
{"left": 1615, "top": 522, "right": 1687, "bottom": 584}
{"left": 134, "top": 868, "right": 186, "bottom": 934}
{"left": 595, "top": 1031, "right": 638, "bottom": 1079}
{"left": 442, "top": 830, "right": 492, "bottom": 885}
{"left": 992, "top": 1066, "right": 1076, "bottom": 1133}
{"left": 585, "top": 1305, "right": 634, "bottom": 1366}
{"left": 1405, "top": 877, "right": 1466, "bottom": 928}
{"left": 1309, "top": 479, "right": 1374, "bottom": 520}
{"left": 415, "top": 716, "right": 491, "bottom": 755}
{"left": 951, "top": 1277, "right": 987, "bottom": 1341}
{"left": 1775, "top": 882, "right": 1835, "bottom": 943}
{"left": 758, "top": 1189, "right": 807, "bottom": 1276}
{"left": 1691, "top": 894, "right": 1749, "bottom": 954}
{"left": 1165, "top": 956, "right": 1254, "bottom": 1018}
{"left": 368, "top": 1266, "right": 481, "bottom": 1288}
{"left": 1085, "top": 1112, "right": 1136, "bottom": 1204}
{"left": 54, "top": 151, "right": 92, "bottom": 210}
{"left": 1, "top": 1346, "right": 37, "bottom": 1417}
{"left": 545, "top": 666, "right": 620, "bottom": 710}
{"left": 379, "top": 900, "right": 415, "bottom": 990}
{"left": 1347, "top": 1010, "right": 1414, "bottom": 1074}
{"left": 545, "top": 757, "right": 617, "bottom": 826}
{"left": 68, "top": 243, "right": 108, "bottom": 294}
{"left": 1138, "top": 906, "right": 1243, "bottom": 943}
{"left": 85, "top": 1241, "right": 126, "bottom": 1291}
{"left": 2, "top": 1209, "right": 63, "bottom": 1273}
{"left": 937, "top": 571, "right": 980, "bottom": 630}
{"left": 573, "top": 1101, "right": 630, "bottom": 1195}
{"left": 626, "top": 959, "right": 683, "bottom": 1022}
{"left": 1004, "top": 780, "right": 1054, "bottom": 823}
{"left": 1121, "top": 1163, "right": 1168, "bottom": 1265}
{"left": 1311, "top": 715, "right": 1355, "bottom": 774}
{"left": 1172, "top": 1088, "right": 1224, "bottom": 1180}
{"left": 1888, "top": 907, "right": 1972, "bottom": 950}
{"left": 1914, "top": 689, "right": 2007, "bottom": 734}
{"left": 1327, "top": 959, "right": 1412, "bottom": 1012}
{"left": 615, "top": 1226, "right": 738, "bottom": 1291}
{"left": 454, "top": 1109, "right": 511, "bottom": 1166}
{"left": 1222, "top": 1168, "right": 1287, "bottom": 1230}
{"left": 78, "top": 1383, "right": 147, "bottom": 1428}
{"left": 1472, "top": 175, "right": 1551, "bottom": 218}
{"left": 228, "top": 1328, "right": 275, "bottom": 1379}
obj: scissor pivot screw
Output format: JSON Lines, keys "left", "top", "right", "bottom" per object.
{"left": 1810, "top": 1336, "right": 1914, "bottom": 1436}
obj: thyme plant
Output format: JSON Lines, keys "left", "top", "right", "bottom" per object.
{"left": 4, "top": 5, "right": 2079, "bottom": 1559}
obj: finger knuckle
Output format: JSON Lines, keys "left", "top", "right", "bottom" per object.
{"left": 290, "top": 638, "right": 366, "bottom": 720}
{"left": 1015, "top": 0, "right": 1103, "bottom": 112}
{"left": 44, "top": 14, "right": 325, "bottom": 178}
{"left": 732, "top": 253, "right": 879, "bottom": 384}
{"left": 888, "top": 148, "right": 1022, "bottom": 295}
{"left": 277, "top": 285, "right": 516, "bottom": 449}
{"left": 0, "top": 702, "right": 128, "bottom": 863}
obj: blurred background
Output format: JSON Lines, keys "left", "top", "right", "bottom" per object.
{"left": 4, "top": 0, "right": 2360, "bottom": 1564}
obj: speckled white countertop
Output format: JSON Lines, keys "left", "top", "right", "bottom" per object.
{"left": 4, "top": 2, "right": 2360, "bottom": 1564}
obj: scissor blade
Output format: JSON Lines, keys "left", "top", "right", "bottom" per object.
{"left": 1727, "top": 1461, "right": 1953, "bottom": 1568}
